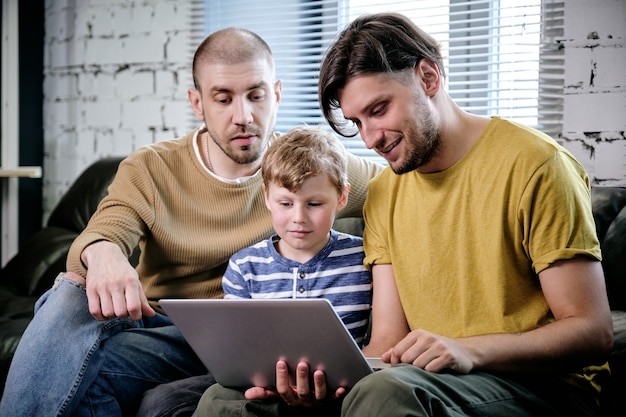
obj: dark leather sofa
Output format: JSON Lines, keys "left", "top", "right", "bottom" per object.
{"left": 0, "top": 157, "right": 624, "bottom": 416}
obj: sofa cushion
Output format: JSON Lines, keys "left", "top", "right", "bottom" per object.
{"left": 591, "top": 187, "right": 626, "bottom": 311}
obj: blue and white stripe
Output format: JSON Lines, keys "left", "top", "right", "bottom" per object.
{"left": 222, "top": 230, "right": 372, "bottom": 345}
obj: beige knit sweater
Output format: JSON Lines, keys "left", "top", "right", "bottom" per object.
{"left": 66, "top": 128, "right": 382, "bottom": 312}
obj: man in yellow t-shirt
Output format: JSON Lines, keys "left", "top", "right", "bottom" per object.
{"left": 288, "top": 12, "right": 609, "bottom": 417}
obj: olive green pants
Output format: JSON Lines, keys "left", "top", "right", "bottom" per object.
{"left": 196, "top": 365, "right": 599, "bottom": 417}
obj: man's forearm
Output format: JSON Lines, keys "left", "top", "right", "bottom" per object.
{"left": 462, "top": 315, "right": 612, "bottom": 374}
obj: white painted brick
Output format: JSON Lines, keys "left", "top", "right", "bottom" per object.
{"left": 93, "top": 129, "right": 118, "bottom": 156}
{"left": 115, "top": 69, "right": 155, "bottom": 99}
{"left": 595, "top": 138, "right": 626, "bottom": 182}
{"left": 42, "top": 154, "right": 84, "bottom": 219}
{"left": 129, "top": 4, "right": 157, "bottom": 35}
{"left": 84, "top": 37, "right": 122, "bottom": 66}
{"left": 112, "top": 129, "right": 137, "bottom": 156}
{"left": 45, "top": 7, "right": 75, "bottom": 41}
{"left": 47, "top": 40, "right": 67, "bottom": 69}
{"left": 165, "top": 31, "right": 190, "bottom": 64}
{"left": 89, "top": 5, "right": 116, "bottom": 38}
{"left": 122, "top": 34, "right": 165, "bottom": 64}
{"left": 74, "top": 129, "right": 97, "bottom": 161}
{"left": 153, "top": 2, "right": 185, "bottom": 32}
{"left": 591, "top": 46, "right": 626, "bottom": 88}
{"left": 68, "top": 40, "right": 87, "bottom": 68}
{"left": 44, "top": 72, "right": 77, "bottom": 101}
{"left": 49, "top": 129, "right": 79, "bottom": 160}
{"left": 112, "top": 4, "right": 133, "bottom": 37}
{"left": 565, "top": 45, "right": 626, "bottom": 90}
{"left": 130, "top": 127, "right": 158, "bottom": 149}
{"left": 81, "top": 100, "right": 122, "bottom": 129}
{"left": 565, "top": 0, "right": 626, "bottom": 39}
{"left": 563, "top": 92, "right": 625, "bottom": 132}
{"left": 155, "top": 70, "right": 178, "bottom": 97}
{"left": 73, "top": 5, "right": 97, "bottom": 39}
{"left": 162, "top": 100, "right": 192, "bottom": 138}
{"left": 88, "top": 0, "right": 121, "bottom": 7}
{"left": 45, "top": 99, "right": 76, "bottom": 132}
{"left": 120, "top": 100, "right": 164, "bottom": 129}
{"left": 564, "top": 47, "right": 593, "bottom": 89}
{"left": 45, "top": 0, "right": 69, "bottom": 15}
{"left": 78, "top": 71, "right": 115, "bottom": 100}
{"left": 48, "top": 39, "right": 86, "bottom": 69}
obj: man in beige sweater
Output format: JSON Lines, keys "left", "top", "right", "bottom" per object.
{"left": 0, "top": 28, "right": 382, "bottom": 417}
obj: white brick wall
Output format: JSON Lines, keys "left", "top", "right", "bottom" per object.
{"left": 559, "top": 0, "right": 626, "bottom": 186}
{"left": 42, "top": 0, "right": 626, "bottom": 221}
{"left": 42, "top": 0, "right": 197, "bottom": 220}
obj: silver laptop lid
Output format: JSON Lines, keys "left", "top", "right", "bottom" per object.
{"left": 159, "top": 298, "right": 373, "bottom": 390}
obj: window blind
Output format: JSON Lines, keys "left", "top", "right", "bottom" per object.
{"left": 195, "top": 0, "right": 560, "bottom": 162}
{"left": 538, "top": 0, "right": 565, "bottom": 138}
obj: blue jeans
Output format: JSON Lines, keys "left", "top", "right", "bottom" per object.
{"left": 0, "top": 274, "right": 207, "bottom": 417}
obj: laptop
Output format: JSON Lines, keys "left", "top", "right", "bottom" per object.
{"left": 159, "top": 298, "right": 384, "bottom": 391}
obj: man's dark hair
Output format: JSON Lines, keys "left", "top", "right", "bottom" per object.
{"left": 318, "top": 13, "right": 445, "bottom": 136}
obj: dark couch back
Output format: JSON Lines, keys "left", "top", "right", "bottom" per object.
{"left": 47, "top": 157, "right": 125, "bottom": 233}
{"left": 591, "top": 187, "right": 626, "bottom": 311}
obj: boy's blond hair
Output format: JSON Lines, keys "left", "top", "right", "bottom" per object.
{"left": 262, "top": 126, "right": 348, "bottom": 196}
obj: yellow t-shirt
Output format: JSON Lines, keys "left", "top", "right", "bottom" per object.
{"left": 363, "top": 116, "right": 606, "bottom": 394}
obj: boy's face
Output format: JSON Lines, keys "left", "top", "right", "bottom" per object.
{"left": 264, "top": 174, "right": 349, "bottom": 263}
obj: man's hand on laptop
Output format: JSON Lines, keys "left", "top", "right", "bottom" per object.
{"left": 244, "top": 360, "right": 347, "bottom": 407}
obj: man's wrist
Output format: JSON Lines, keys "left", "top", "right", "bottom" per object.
{"left": 80, "top": 239, "right": 115, "bottom": 268}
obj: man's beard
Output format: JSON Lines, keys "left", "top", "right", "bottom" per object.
{"left": 392, "top": 94, "right": 441, "bottom": 175}
{"left": 207, "top": 129, "right": 267, "bottom": 165}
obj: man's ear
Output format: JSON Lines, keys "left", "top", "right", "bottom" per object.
{"left": 336, "top": 183, "right": 351, "bottom": 212}
{"left": 274, "top": 79, "right": 283, "bottom": 105}
{"left": 188, "top": 88, "right": 204, "bottom": 121}
{"left": 415, "top": 59, "right": 441, "bottom": 97}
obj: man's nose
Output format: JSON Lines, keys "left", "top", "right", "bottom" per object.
{"left": 359, "top": 123, "right": 380, "bottom": 149}
{"left": 233, "top": 98, "right": 253, "bottom": 125}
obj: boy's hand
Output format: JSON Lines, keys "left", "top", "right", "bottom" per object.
{"left": 244, "top": 360, "right": 346, "bottom": 407}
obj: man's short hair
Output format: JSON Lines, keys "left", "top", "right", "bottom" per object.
{"left": 192, "top": 27, "right": 275, "bottom": 91}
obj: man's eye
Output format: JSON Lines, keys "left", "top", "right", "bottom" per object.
{"left": 250, "top": 90, "right": 266, "bottom": 101}
{"left": 215, "top": 96, "right": 231, "bottom": 104}
{"left": 372, "top": 104, "right": 385, "bottom": 116}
